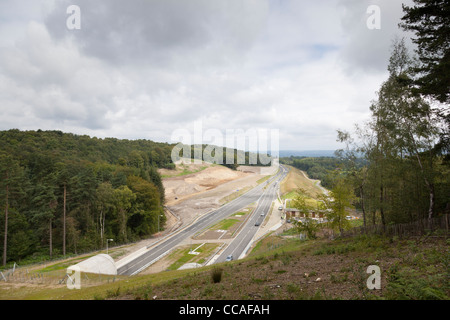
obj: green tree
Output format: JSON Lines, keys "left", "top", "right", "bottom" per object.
{"left": 371, "top": 38, "right": 439, "bottom": 220}
{"left": 0, "top": 154, "right": 26, "bottom": 265}
{"left": 127, "top": 175, "right": 165, "bottom": 236}
{"left": 0, "top": 129, "right": 171, "bottom": 261}
{"left": 113, "top": 185, "right": 135, "bottom": 243}
{"left": 320, "top": 175, "right": 356, "bottom": 236}
{"left": 400, "top": 0, "right": 450, "bottom": 104}
{"left": 30, "top": 179, "right": 58, "bottom": 259}
{"left": 400, "top": 0, "right": 450, "bottom": 162}
{"left": 5, "top": 211, "right": 34, "bottom": 262}
{"left": 290, "top": 188, "right": 322, "bottom": 239}
{"left": 293, "top": 218, "right": 320, "bottom": 240}
{"left": 95, "top": 182, "right": 115, "bottom": 248}
{"left": 290, "top": 189, "right": 312, "bottom": 218}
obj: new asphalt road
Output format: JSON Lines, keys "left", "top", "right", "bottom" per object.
{"left": 117, "top": 165, "right": 288, "bottom": 276}
{"left": 214, "top": 166, "right": 288, "bottom": 263}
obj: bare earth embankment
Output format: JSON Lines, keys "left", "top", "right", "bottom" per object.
{"left": 162, "top": 164, "right": 267, "bottom": 225}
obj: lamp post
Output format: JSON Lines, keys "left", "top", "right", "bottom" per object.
{"left": 106, "top": 239, "right": 114, "bottom": 254}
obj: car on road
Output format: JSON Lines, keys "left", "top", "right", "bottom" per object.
{"left": 225, "top": 255, "right": 233, "bottom": 261}
{"left": 278, "top": 206, "right": 283, "bottom": 210}
{"left": 255, "top": 221, "right": 260, "bottom": 226}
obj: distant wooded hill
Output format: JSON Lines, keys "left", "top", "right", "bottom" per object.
{"left": 278, "top": 150, "right": 336, "bottom": 157}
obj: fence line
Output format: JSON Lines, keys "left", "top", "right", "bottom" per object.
{"left": 0, "top": 266, "right": 119, "bottom": 286}
{"left": 337, "top": 214, "right": 449, "bottom": 238}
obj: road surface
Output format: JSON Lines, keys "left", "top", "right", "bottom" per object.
{"left": 214, "top": 166, "right": 288, "bottom": 263}
{"left": 117, "top": 165, "right": 288, "bottom": 276}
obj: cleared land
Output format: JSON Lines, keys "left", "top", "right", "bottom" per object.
{"left": 279, "top": 165, "right": 327, "bottom": 210}
{"left": 161, "top": 162, "right": 276, "bottom": 229}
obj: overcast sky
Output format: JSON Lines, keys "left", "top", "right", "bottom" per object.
{"left": 0, "top": 0, "right": 414, "bottom": 151}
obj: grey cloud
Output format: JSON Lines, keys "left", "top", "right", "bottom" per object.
{"left": 337, "top": 0, "right": 415, "bottom": 74}
{"left": 45, "top": 0, "right": 269, "bottom": 67}
{"left": 0, "top": 0, "right": 413, "bottom": 150}
{"left": 0, "top": 21, "right": 119, "bottom": 131}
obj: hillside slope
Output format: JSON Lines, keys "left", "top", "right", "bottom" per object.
{"left": 280, "top": 165, "right": 326, "bottom": 201}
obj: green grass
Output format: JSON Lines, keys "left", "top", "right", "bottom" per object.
{"left": 281, "top": 190, "right": 320, "bottom": 207}
{"left": 167, "top": 248, "right": 198, "bottom": 271}
{"left": 211, "top": 218, "right": 240, "bottom": 231}
{"left": 232, "top": 211, "right": 249, "bottom": 217}
{"left": 167, "top": 243, "right": 220, "bottom": 271}
{"left": 257, "top": 175, "right": 271, "bottom": 184}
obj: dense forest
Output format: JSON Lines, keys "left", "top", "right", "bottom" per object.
{"left": 336, "top": 38, "right": 450, "bottom": 227}
{"left": 0, "top": 129, "right": 271, "bottom": 266}
{"left": 0, "top": 129, "right": 174, "bottom": 266}
{"left": 280, "top": 156, "right": 365, "bottom": 189}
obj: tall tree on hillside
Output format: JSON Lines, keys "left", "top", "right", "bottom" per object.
{"left": 127, "top": 175, "right": 165, "bottom": 236}
{"left": 30, "top": 179, "right": 58, "bottom": 259}
{"left": 291, "top": 189, "right": 321, "bottom": 239}
{"left": 148, "top": 166, "right": 165, "bottom": 204}
{"left": 336, "top": 130, "right": 370, "bottom": 229}
{"left": 55, "top": 162, "right": 71, "bottom": 257}
{"left": 113, "top": 186, "right": 135, "bottom": 243}
{"left": 323, "top": 176, "right": 356, "bottom": 236}
{"left": 0, "top": 154, "right": 27, "bottom": 266}
{"left": 373, "top": 38, "right": 439, "bottom": 219}
{"left": 95, "top": 182, "right": 114, "bottom": 248}
{"left": 341, "top": 38, "right": 441, "bottom": 225}
{"left": 1, "top": 163, "right": 10, "bottom": 267}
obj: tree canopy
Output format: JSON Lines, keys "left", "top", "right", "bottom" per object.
{"left": 400, "top": 0, "right": 450, "bottom": 104}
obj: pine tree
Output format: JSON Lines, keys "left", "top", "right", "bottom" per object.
{"left": 400, "top": 0, "right": 450, "bottom": 104}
